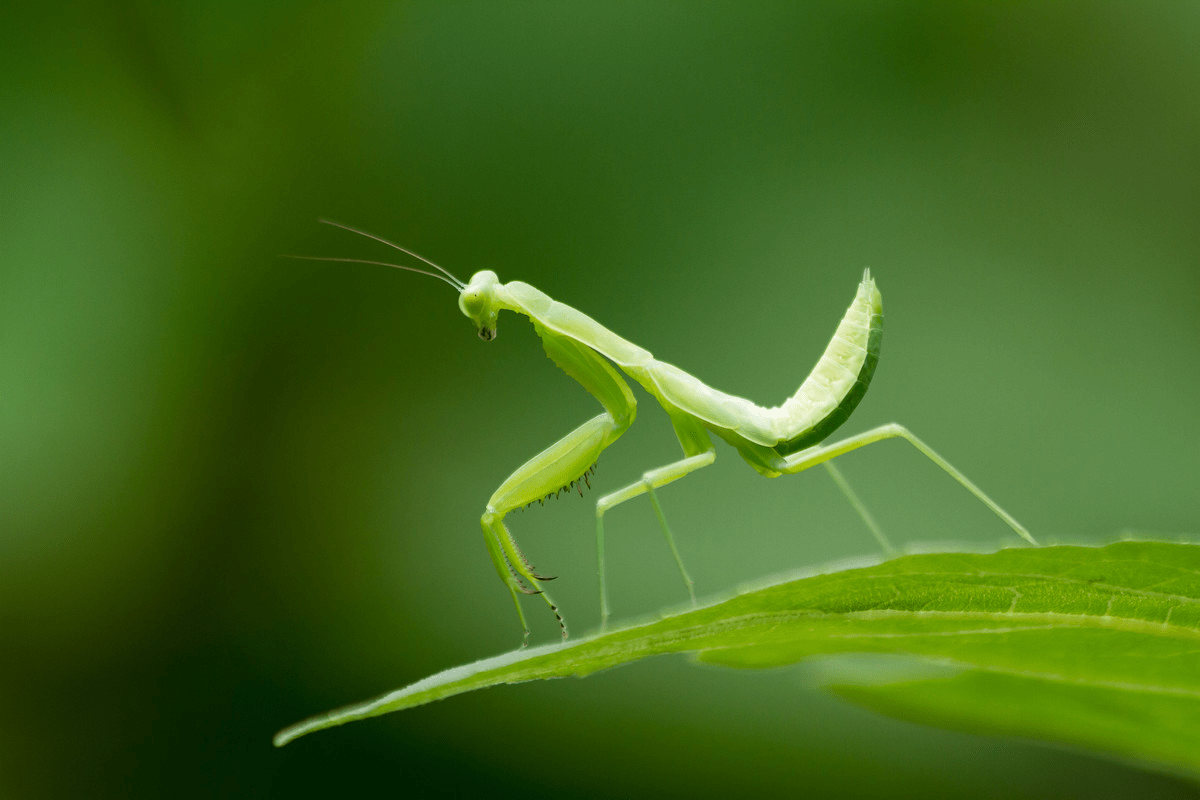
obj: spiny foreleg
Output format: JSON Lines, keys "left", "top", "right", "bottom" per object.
{"left": 480, "top": 412, "right": 631, "bottom": 644}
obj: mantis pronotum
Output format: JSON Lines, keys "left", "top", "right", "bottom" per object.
{"left": 298, "top": 221, "right": 1037, "bottom": 644}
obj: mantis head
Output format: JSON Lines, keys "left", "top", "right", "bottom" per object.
{"left": 459, "top": 270, "right": 502, "bottom": 341}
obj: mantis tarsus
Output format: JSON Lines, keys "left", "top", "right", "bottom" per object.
{"left": 299, "top": 221, "right": 1037, "bottom": 644}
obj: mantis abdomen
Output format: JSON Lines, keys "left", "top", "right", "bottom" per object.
{"left": 631, "top": 270, "right": 882, "bottom": 452}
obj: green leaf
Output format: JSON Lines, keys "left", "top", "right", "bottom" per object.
{"left": 274, "top": 541, "right": 1200, "bottom": 777}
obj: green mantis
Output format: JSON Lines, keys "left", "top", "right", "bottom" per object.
{"left": 303, "top": 220, "right": 1037, "bottom": 645}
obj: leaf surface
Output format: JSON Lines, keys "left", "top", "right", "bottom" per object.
{"left": 274, "top": 541, "right": 1200, "bottom": 776}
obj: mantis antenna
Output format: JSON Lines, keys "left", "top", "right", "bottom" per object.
{"left": 283, "top": 254, "right": 463, "bottom": 290}
{"left": 283, "top": 219, "right": 465, "bottom": 291}
{"left": 316, "top": 219, "right": 465, "bottom": 289}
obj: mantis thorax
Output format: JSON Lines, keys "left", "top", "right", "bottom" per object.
{"left": 459, "top": 270, "right": 502, "bottom": 340}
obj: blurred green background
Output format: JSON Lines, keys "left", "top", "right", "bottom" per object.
{"left": 3, "top": 2, "right": 1199, "bottom": 797}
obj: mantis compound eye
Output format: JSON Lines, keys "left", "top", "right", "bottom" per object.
{"left": 461, "top": 292, "right": 484, "bottom": 315}
{"left": 478, "top": 327, "right": 496, "bottom": 341}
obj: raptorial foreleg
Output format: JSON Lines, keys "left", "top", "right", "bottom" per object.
{"left": 482, "top": 412, "right": 631, "bottom": 644}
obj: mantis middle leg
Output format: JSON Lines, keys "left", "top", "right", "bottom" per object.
{"left": 779, "top": 423, "right": 1037, "bottom": 546}
{"left": 594, "top": 413, "right": 715, "bottom": 628}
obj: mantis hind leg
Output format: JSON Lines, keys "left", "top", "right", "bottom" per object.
{"left": 781, "top": 423, "right": 1036, "bottom": 546}
{"left": 821, "top": 461, "right": 896, "bottom": 556}
{"left": 594, "top": 415, "right": 715, "bottom": 629}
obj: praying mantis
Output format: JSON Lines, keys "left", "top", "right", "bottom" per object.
{"left": 300, "top": 220, "right": 1037, "bottom": 644}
